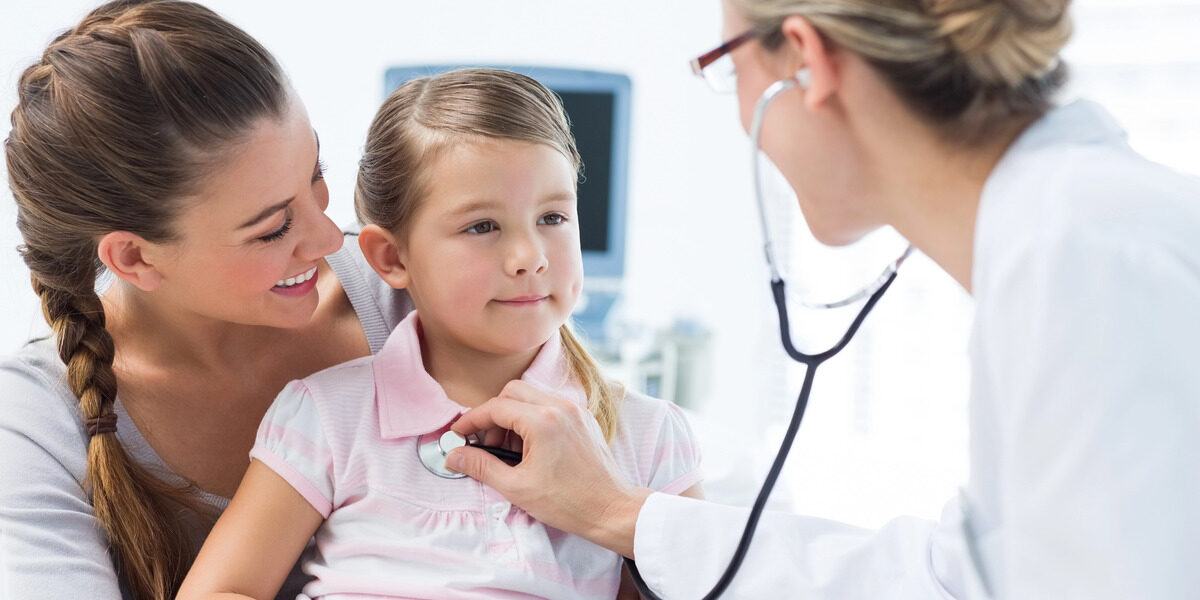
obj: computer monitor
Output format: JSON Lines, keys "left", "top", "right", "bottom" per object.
{"left": 383, "top": 65, "right": 632, "bottom": 343}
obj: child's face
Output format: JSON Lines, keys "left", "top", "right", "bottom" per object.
{"left": 398, "top": 138, "right": 583, "bottom": 358}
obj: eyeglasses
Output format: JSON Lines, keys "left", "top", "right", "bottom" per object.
{"left": 690, "top": 28, "right": 762, "bottom": 93}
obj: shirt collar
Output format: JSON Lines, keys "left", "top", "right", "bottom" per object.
{"left": 373, "top": 312, "right": 586, "bottom": 439}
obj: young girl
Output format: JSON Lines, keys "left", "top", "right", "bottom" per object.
{"left": 176, "top": 68, "right": 704, "bottom": 600}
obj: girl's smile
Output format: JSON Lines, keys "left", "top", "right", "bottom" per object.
{"left": 493, "top": 294, "right": 550, "bottom": 306}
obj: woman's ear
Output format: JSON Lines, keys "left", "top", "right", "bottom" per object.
{"left": 96, "top": 231, "right": 163, "bottom": 291}
{"left": 779, "top": 15, "right": 839, "bottom": 110}
{"left": 358, "top": 224, "right": 411, "bottom": 289}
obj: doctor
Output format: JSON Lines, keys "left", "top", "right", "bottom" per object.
{"left": 449, "top": 0, "right": 1200, "bottom": 597}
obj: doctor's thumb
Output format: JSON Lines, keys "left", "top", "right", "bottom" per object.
{"left": 447, "top": 447, "right": 510, "bottom": 487}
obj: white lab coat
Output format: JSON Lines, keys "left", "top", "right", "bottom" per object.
{"left": 632, "top": 100, "right": 1200, "bottom": 599}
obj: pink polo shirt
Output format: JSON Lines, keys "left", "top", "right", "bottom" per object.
{"left": 250, "top": 312, "right": 703, "bottom": 599}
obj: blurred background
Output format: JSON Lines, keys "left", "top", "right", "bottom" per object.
{"left": 1, "top": 0, "right": 1197, "bottom": 528}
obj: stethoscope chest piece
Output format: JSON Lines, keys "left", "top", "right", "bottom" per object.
{"left": 417, "top": 428, "right": 469, "bottom": 479}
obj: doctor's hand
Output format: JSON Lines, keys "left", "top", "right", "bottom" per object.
{"left": 448, "top": 380, "right": 652, "bottom": 558}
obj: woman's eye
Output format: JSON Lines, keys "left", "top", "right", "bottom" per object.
{"left": 312, "top": 159, "right": 327, "bottom": 183}
{"left": 539, "top": 213, "right": 566, "bottom": 226}
{"left": 257, "top": 214, "right": 293, "bottom": 243}
{"left": 465, "top": 221, "right": 497, "bottom": 234}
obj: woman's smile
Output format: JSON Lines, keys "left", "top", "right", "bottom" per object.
{"left": 271, "top": 265, "right": 319, "bottom": 297}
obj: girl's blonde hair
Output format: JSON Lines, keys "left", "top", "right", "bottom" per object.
{"left": 5, "top": 1, "right": 288, "bottom": 598}
{"left": 355, "top": 68, "right": 623, "bottom": 441}
{"left": 732, "top": 0, "right": 1073, "bottom": 141}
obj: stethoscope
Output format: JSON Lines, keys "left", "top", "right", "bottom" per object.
{"left": 624, "top": 74, "right": 912, "bottom": 598}
{"left": 418, "top": 426, "right": 522, "bottom": 478}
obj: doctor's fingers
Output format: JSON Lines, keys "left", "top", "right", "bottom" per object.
{"left": 453, "top": 393, "right": 580, "bottom": 440}
{"left": 496, "top": 380, "right": 563, "bottom": 406}
{"left": 445, "top": 446, "right": 519, "bottom": 491}
{"left": 482, "top": 426, "right": 508, "bottom": 448}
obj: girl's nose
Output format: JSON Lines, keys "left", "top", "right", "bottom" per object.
{"left": 506, "top": 233, "right": 548, "bottom": 276}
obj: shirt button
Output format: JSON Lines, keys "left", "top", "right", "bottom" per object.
{"left": 489, "top": 503, "right": 510, "bottom": 519}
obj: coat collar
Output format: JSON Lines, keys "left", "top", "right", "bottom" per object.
{"left": 1006, "top": 99, "right": 1127, "bottom": 157}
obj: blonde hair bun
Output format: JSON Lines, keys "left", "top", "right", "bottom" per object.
{"left": 933, "top": 0, "right": 1073, "bottom": 87}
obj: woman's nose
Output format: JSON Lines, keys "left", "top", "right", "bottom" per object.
{"left": 296, "top": 186, "right": 344, "bottom": 260}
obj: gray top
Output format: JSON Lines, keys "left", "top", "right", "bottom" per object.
{"left": 0, "top": 233, "right": 411, "bottom": 600}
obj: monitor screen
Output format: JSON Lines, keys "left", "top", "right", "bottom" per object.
{"left": 558, "top": 90, "right": 613, "bottom": 254}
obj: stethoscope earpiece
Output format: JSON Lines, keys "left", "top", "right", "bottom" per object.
{"left": 795, "top": 68, "right": 811, "bottom": 89}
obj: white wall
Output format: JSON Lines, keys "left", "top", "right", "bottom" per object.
{"left": 0, "top": 0, "right": 780, "bottom": 493}
{"left": 0, "top": 0, "right": 766, "bottom": 417}
{"left": 2, "top": 1, "right": 1197, "bottom": 527}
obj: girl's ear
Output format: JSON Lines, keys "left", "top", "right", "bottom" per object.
{"left": 358, "top": 224, "right": 411, "bottom": 289}
{"left": 97, "top": 231, "right": 163, "bottom": 291}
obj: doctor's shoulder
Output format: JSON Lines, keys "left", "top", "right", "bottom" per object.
{"left": 997, "top": 133, "right": 1200, "bottom": 263}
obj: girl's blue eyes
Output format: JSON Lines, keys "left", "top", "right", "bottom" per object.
{"left": 464, "top": 213, "right": 568, "bottom": 234}
{"left": 466, "top": 221, "right": 497, "bottom": 234}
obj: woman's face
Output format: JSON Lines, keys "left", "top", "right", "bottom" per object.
{"left": 146, "top": 94, "right": 345, "bottom": 329}
{"left": 722, "top": 1, "right": 882, "bottom": 246}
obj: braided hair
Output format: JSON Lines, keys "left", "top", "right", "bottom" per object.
{"left": 5, "top": 1, "right": 287, "bottom": 597}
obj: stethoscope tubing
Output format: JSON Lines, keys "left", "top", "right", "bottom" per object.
{"left": 625, "top": 272, "right": 899, "bottom": 599}
{"left": 623, "top": 72, "right": 906, "bottom": 598}
{"left": 475, "top": 443, "right": 522, "bottom": 465}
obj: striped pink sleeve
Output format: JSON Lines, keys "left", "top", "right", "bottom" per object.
{"left": 249, "top": 380, "right": 335, "bottom": 518}
{"left": 646, "top": 402, "right": 704, "bottom": 495}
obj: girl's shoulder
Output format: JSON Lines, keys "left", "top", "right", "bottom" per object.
{"left": 613, "top": 388, "right": 676, "bottom": 425}
{"left": 257, "top": 353, "right": 382, "bottom": 454}
{"left": 608, "top": 389, "right": 704, "bottom": 494}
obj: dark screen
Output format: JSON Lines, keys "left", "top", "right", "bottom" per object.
{"left": 556, "top": 91, "right": 613, "bottom": 253}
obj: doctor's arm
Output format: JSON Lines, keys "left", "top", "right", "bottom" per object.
{"left": 984, "top": 232, "right": 1200, "bottom": 598}
{"left": 449, "top": 382, "right": 960, "bottom": 599}
{"left": 176, "top": 460, "right": 323, "bottom": 600}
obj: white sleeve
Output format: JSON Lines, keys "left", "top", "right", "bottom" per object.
{"left": 0, "top": 354, "right": 123, "bottom": 600}
{"left": 985, "top": 229, "right": 1200, "bottom": 598}
{"left": 633, "top": 493, "right": 960, "bottom": 598}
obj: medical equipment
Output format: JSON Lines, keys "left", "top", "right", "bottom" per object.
{"left": 418, "top": 428, "right": 522, "bottom": 479}
{"left": 625, "top": 76, "right": 910, "bottom": 598}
